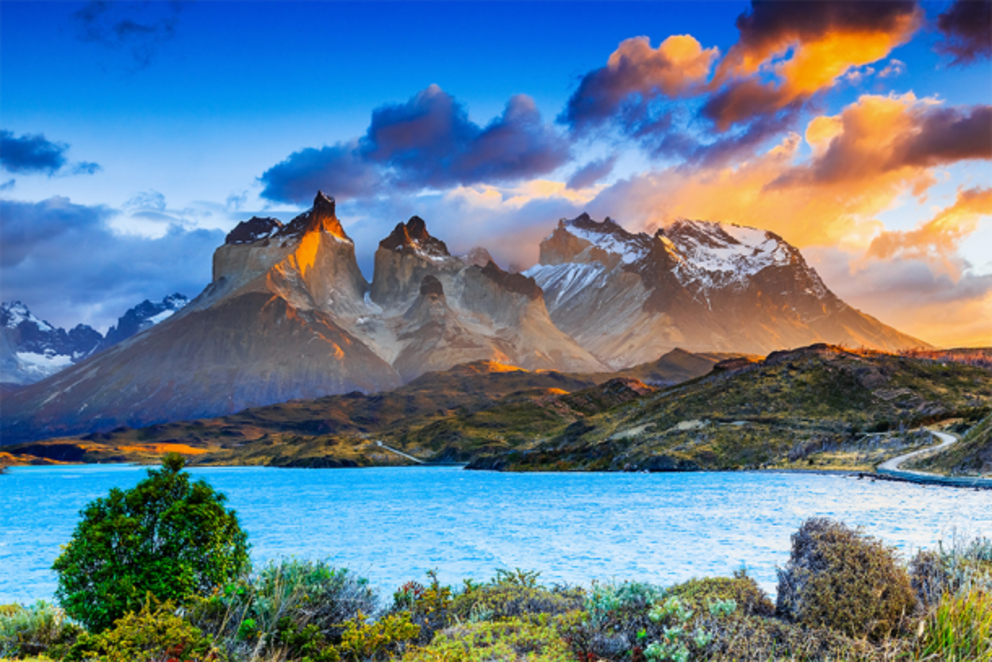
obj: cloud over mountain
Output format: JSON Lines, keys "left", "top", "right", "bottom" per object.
{"left": 0, "top": 196, "right": 220, "bottom": 330}
{"left": 260, "top": 85, "right": 570, "bottom": 204}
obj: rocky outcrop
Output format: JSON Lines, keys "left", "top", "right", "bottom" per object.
{"left": 526, "top": 214, "right": 928, "bottom": 367}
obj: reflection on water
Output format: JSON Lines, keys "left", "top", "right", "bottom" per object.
{"left": 2, "top": 464, "right": 989, "bottom": 603}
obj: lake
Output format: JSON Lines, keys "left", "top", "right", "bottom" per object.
{"left": 2, "top": 464, "right": 989, "bottom": 604}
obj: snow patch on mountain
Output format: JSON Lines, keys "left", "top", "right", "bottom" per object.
{"left": 2, "top": 302, "right": 54, "bottom": 332}
{"left": 523, "top": 262, "right": 606, "bottom": 305}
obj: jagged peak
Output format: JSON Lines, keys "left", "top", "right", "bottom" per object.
{"left": 479, "top": 260, "right": 543, "bottom": 300}
{"left": 419, "top": 274, "right": 445, "bottom": 298}
{"left": 549, "top": 213, "right": 653, "bottom": 266}
{"left": 379, "top": 216, "right": 450, "bottom": 259}
{"left": 461, "top": 246, "right": 495, "bottom": 268}
{"left": 272, "top": 191, "right": 351, "bottom": 244}
{"left": 225, "top": 216, "right": 284, "bottom": 245}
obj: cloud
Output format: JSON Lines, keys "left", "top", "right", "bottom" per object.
{"left": 0, "top": 179, "right": 15, "bottom": 192}
{"left": 807, "top": 246, "right": 992, "bottom": 347}
{"left": 704, "top": 1, "right": 922, "bottom": 129}
{"left": 935, "top": 0, "right": 992, "bottom": 65}
{"left": 0, "top": 130, "right": 102, "bottom": 177}
{"left": 566, "top": 155, "right": 618, "bottom": 190}
{"left": 124, "top": 190, "right": 167, "bottom": 212}
{"left": 70, "top": 0, "right": 183, "bottom": 69}
{"left": 0, "top": 196, "right": 221, "bottom": 331}
{"left": 260, "top": 85, "right": 570, "bottom": 204}
{"left": 559, "top": 35, "right": 719, "bottom": 133}
{"left": 867, "top": 186, "right": 992, "bottom": 271}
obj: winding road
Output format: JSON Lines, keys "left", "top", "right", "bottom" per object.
{"left": 874, "top": 431, "right": 991, "bottom": 488}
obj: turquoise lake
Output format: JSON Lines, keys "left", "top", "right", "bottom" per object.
{"left": 2, "top": 464, "right": 989, "bottom": 604}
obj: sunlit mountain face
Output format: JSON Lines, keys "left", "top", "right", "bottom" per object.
{"left": 1, "top": 0, "right": 989, "bottom": 357}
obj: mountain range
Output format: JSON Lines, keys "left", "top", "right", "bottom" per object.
{"left": 0, "top": 295, "right": 188, "bottom": 386}
{"left": 0, "top": 191, "right": 927, "bottom": 444}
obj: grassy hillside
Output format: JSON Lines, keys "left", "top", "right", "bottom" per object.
{"left": 467, "top": 345, "right": 992, "bottom": 472}
{"left": 1, "top": 350, "right": 723, "bottom": 467}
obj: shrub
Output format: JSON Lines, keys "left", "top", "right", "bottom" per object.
{"left": 402, "top": 616, "right": 573, "bottom": 662}
{"left": 189, "top": 559, "right": 377, "bottom": 661}
{"left": 448, "top": 570, "right": 584, "bottom": 625}
{"left": 666, "top": 570, "right": 774, "bottom": 618}
{"left": 53, "top": 454, "right": 250, "bottom": 633}
{"left": 776, "top": 518, "right": 916, "bottom": 641}
{"left": 337, "top": 610, "right": 420, "bottom": 661}
{"left": 392, "top": 571, "right": 453, "bottom": 645}
{"left": 65, "top": 598, "right": 219, "bottom": 662}
{"left": 0, "top": 600, "right": 83, "bottom": 659}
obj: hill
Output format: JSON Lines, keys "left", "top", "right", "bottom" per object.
{"left": 466, "top": 345, "right": 992, "bottom": 472}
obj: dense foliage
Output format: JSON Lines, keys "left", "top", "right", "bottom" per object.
{"left": 52, "top": 454, "right": 250, "bottom": 632}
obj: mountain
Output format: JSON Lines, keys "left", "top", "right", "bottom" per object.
{"left": 525, "top": 215, "right": 928, "bottom": 368}
{"left": 95, "top": 294, "right": 189, "bottom": 352}
{"left": 0, "top": 302, "right": 102, "bottom": 385}
{"left": 0, "top": 193, "right": 604, "bottom": 443}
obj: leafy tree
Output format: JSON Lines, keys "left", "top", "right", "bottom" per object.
{"left": 53, "top": 454, "right": 250, "bottom": 632}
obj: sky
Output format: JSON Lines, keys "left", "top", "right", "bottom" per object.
{"left": 1, "top": 0, "right": 990, "bottom": 347}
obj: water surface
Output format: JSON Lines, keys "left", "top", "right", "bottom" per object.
{"left": 2, "top": 465, "right": 988, "bottom": 603}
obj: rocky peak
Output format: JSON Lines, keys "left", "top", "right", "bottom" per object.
{"left": 420, "top": 275, "right": 445, "bottom": 298}
{"left": 480, "top": 261, "right": 543, "bottom": 301}
{"left": 461, "top": 247, "right": 494, "bottom": 268}
{"left": 656, "top": 219, "right": 826, "bottom": 296}
{"left": 274, "top": 191, "right": 351, "bottom": 243}
{"left": 379, "top": 216, "right": 450, "bottom": 258}
{"left": 225, "top": 217, "right": 283, "bottom": 245}
{"left": 541, "top": 213, "right": 653, "bottom": 268}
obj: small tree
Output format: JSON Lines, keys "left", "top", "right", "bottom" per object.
{"left": 53, "top": 454, "right": 250, "bottom": 632}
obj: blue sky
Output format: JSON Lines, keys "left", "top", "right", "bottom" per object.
{"left": 2, "top": 1, "right": 990, "bottom": 346}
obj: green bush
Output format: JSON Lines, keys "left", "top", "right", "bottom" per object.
{"left": 189, "top": 559, "right": 377, "bottom": 661}
{"left": 776, "top": 518, "right": 916, "bottom": 641}
{"left": 53, "top": 454, "right": 250, "bottom": 633}
{"left": 666, "top": 570, "right": 774, "bottom": 618}
{"left": 402, "top": 616, "right": 572, "bottom": 662}
{"left": 65, "top": 598, "right": 218, "bottom": 662}
{"left": 448, "top": 570, "right": 584, "bottom": 625}
{"left": 0, "top": 600, "right": 83, "bottom": 659}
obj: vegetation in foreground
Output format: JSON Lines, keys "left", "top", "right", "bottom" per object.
{"left": 2, "top": 456, "right": 991, "bottom": 661}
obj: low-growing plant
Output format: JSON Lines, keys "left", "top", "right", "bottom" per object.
{"left": 402, "top": 615, "right": 573, "bottom": 662}
{"left": 448, "top": 571, "right": 584, "bottom": 625}
{"left": 665, "top": 570, "right": 774, "bottom": 618}
{"left": 336, "top": 610, "right": 420, "bottom": 661}
{"left": 776, "top": 518, "right": 916, "bottom": 641}
{"left": 393, "top": 571, "right": 453, "bottom": 645}
{"left": 189, "top": 559, "right": 377, "bottom": 661}
{"left": 0, "top": 600, "right": 83, "bottom": 660}
{"left": 914, "top": 587, "right": 992, "bottom": 661}
{"left": 65, "top": 598, "right": 219, "bottom": 662}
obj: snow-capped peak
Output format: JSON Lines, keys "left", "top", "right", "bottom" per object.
{"left": 1, "top": 301, "right": 54, "bottom": 332}
{"left": 659, "top": 219, "right": 827, "bottom": 296}
{"left": 549, "top": 213, "right": 654, "bottom": 266}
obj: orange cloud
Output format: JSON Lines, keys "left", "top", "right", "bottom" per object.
{"left": 868, "top": 187, "right": 992, "bottom": 274}
{"left": 706, "top": 2, "right": 922, "bottom": 128}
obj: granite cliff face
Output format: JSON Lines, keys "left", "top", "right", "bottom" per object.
{"left": 0, "top": 194, "right": 604, "bottom": 442}
{"left": 1, "top": 197, "right": 928, "bottom": 444}
{"left": 525, "top": 214, "right": 927, "bottom": 368}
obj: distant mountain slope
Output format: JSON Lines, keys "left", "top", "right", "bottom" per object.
{"left": 1, "top": 348, "right": 724, "bottom": 466}
{"left": 0, "top": 302, "right": 101, "bottom": 385}
{"left": 467, "top": 344, "right": 992, "bottom": 472}
{"left": 0, "top": 295, "right": 189, "bottom": 386}
{"left": 525, "top": 215, "right": 928, "bottom": 367}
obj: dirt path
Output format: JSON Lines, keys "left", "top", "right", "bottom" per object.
{"left": 874, "top": 431, "right": 991, "bottom": 488}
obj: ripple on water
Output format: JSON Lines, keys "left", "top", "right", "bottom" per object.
{"left": 1, "top": 465, "right": 990, "bottom": 603}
